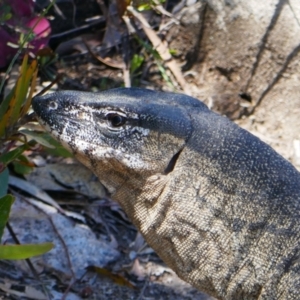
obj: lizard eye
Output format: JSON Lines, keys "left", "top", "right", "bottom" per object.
{"left": 106, "top": 113, "right": 127, "bottom": 127}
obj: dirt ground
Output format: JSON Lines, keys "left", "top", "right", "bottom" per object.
{"left": 1, "top": 0, "right": 300, "bottom": 299}
{"left": 48, "top": 0, "right": 300, "bottom": 168}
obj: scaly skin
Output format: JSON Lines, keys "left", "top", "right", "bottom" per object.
{"left": 32, "top": 88, "right": 300, "bottom": 299}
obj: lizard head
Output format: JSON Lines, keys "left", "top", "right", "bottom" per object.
{"left": 32, "top": 88, "right": 206, "bottom": 195}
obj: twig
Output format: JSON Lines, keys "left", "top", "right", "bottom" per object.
{"left": 127, "top": 6, "right": 189, "bottom": 94}
{"left": 96, "top": 0, "right": 108, "bottom": 18}
{"left": 10, "top": 189, "right": 76, "bottom": 281}
{"left": 34, "top": 74, "right": 63, "bottom": 98}
{"left": 152, "top": 0, "right": 178, "bottom": 21}
{"left": 136, "top": 276, "right": 149, "bottom": 300}
{"left": 6, "top": 220, "right": 51, "bottom": 300}
{"left": 50, "top": 18, "right": 105, "bottom": 40}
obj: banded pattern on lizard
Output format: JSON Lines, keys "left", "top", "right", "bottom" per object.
{"left": 32, "top": 88, "right": 300, "bottom": 300}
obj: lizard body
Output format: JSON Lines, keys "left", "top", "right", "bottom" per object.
{"left": 32, "top": 88, "right": 300, "bottom": 299}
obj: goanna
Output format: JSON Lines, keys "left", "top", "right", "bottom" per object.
{"left": 32, "top": 88, "right": 300, "bottom": 300}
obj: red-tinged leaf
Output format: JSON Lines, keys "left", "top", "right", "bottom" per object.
{"left": 19, "top": 53, "right": 29, "bottom": 91}
{"left": 4, "top": 74, "right": 25, "bottom": 130}
{"left": 8, "top": 57, "right": 37, "bottom": 127}
{"left": 86, "top": 266, "right": 136, "bottom": 289}
{"left": 20, "top": 62, "right": 38, "bottom": 117}
{"left": 23, "top": 59, "right": 38, "bottom": 95}
{"left": 0, "top": 242, "right": 53, "bottom": 260}
{"left": 0, "top": 86, "right": 14, "bottom": 120}
{"left": 0, "top": 194, "right": 14, "bottom": 242}
{"left": 0, "top": 88, "right": 15, "bottom": 137}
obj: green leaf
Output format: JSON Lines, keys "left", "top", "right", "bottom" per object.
{"left": 12, "top": 155, "right": 33, "bottom": 175}
{"left": 0, "top": 144, "right": 28, "bottom": 166}
{"left": 13, "top": 161, "right": 32, "bottom": 175}
{"left": 0, "top": 194, "right": 14, "bottom": 242}
{"left": 0, "top": 243, "right": 53, "bottom": 260}
{"left": 130, "top": 54, "right": 144, "bottom": 74}
{"left": 19, "top": 129, "right": 55, "bottom": 148}
{"left": 38, "top": 133, "right": 73, "bottom": 158}
{"left": 169, "top": 49, "right": 177, "bottom": 55}
{"left": 157, "top": 62, "right": 174, "bottom": 89}
{"left": 0, "top": 168, "right": 9, "bottom": 198}
{"left": 0, "top": 5, "right": 12, "bottom": 24}
{"left": 7, "top": 55, "right": 29, "bottom": 128}
{"left": 137, "top": 3, "right": 151, "bottom": 11}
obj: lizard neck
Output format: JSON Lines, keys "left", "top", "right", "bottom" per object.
{"left": 76, "top": 154, "right": 152, "bottom": 211}
{"left": 125, "top": 126, "right": 300, "bottom": 299}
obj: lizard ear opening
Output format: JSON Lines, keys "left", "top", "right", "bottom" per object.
{"left": 164, "top": 149, "right": 183, "bottom": 174}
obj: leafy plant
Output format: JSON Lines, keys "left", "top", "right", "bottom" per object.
{"left": 0, "top": 0, "right": 51, "bottom": 69}
{"left": 135, "top": 36, "right": 174, "bottom": 89}
{"left": 130, "top": 54, "right": 145, "bottom": 85}
{"left": 0, "top": 54, "right": 42, "bottom": 176}
{"left": 130, "top": 54, "right": 144, "bottom": 75}
{"left": 0, "top": 0, "right": 58, "bottom": 260}
{"left": 135, "top": 0, "right": 166, "bottom": 11}
{"left": 0, "top": 52, "right": 57, "bottom": 258}
{"left": 0, "top": 166, "right": 53, "bottom": 260}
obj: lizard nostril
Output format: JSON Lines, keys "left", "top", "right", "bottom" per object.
{"left": 48, "top": 101, "right": 58, "bottom": 110}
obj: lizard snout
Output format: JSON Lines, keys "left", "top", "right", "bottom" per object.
{"left": 32, "top": 93, "right": 60, "bottom": 116}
